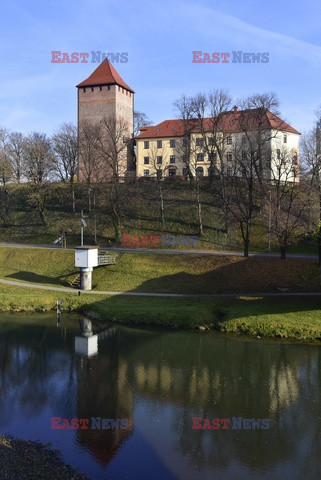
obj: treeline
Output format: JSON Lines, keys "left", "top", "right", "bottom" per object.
{"left": 0, "top": 93, "right": 320, "bottom": 261}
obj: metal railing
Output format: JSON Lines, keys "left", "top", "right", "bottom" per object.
{"left": 98, "top": 255, "right": 117, "bottom": 266}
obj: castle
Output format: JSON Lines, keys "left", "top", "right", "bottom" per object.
{"left": 76, "top": 59, "right": 134, "bottom": 182}
{"left": 77, "top": 61, "right": 300, "bottom": 183}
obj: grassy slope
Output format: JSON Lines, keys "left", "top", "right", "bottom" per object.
{"left": 0, "top": 182, "right": 318, "bottom": 254}
{"left": 0, "top": 247, "right": 320, "bottom": 340}
{"left": 0, "top": 247, "right": 319, "bottom": 294}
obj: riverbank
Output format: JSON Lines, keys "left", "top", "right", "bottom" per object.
{"left": 0, "top": 435, "right": 89, "bottom": 480}
{"left": 0, "top": 282, "right": 321, "bottom": 341}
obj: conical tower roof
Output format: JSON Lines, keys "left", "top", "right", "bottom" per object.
{"left": 76, "top": 59, "right": 134, "bottom": 93}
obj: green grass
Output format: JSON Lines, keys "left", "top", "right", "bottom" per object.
{"left": 0, "top": 247, "right": 320, "bottom": 294}
{"left": 0, "top": 246, "right": 320, "bottom": 341}
{"left": 0, "top": 283, "right": 320, "bottom": 340}
{"left": 0, "top": 246, "right": 320, "bottom": 294}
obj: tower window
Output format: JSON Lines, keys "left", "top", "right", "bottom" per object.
{"left": 144, "top": 141, "right": 149, "bottom": 149}
{"left": 157, "top": 156, "right": 162, "bottom": 164}
{"left": 144, "top": 156, "right": 149, "bottom": 165}
{"left": 157, "top": 140, "right": 162, "bottom": 148}
{"left": 284, "top": 134, "right": 287, "bottom": 143}
{"left": 108, "top": 85, "right": 110, "bottom": 91}
{"left": 91, "top": 87, "right": 94, "bottom": 92}
{"left": 227, "top": 136, "right": 232, "bottom": 145}
{"left": 83, "top": 87, "right": 86, "bottom": 93}
{"left": 170, "top": 155, "right": 176, "bottom": 164}
{"left": 170, "top": 139, "right": 176, "bottom": 148}
{"left": 99, "top": 86, "right": 102, "bottom": 91}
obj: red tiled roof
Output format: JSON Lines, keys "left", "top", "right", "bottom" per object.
{"left": 76, "top": 59, "right": 134, "bottom": 93}
{"left": 136, "top": 108, "right": 300, "bottom": 139}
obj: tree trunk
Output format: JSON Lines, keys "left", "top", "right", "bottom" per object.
{"left": 158, "top": 181, "right": 165, "bottom": 229}
{"left": 196, "top": 185, "right": 203, "bottom": 236}
{"left": 71, "top": 183, "right": 75, "bottom": 213}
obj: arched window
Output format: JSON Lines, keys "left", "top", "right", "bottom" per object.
{"left": 196, "top": 167, "right": 204, "bottom": 177}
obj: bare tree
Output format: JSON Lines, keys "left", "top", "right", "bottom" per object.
{"left": 301, "top": 107, "right": 321, "bottom": 265}
{"left": 7, "top": 131, "right": 25, "bottom": 183}
{"left": 222, "top": 93, "right": 282, "bottom": 256}
{"left": 78, "top": 120, "right": 102, "bottom": 212}
{"left": 173, "top": 95, "right": 204, "bottom": 235}
{"left": 134, "top": 111, "right": 153, "bottom": 137}
{"left": 96, "top": 116, "right": 132, "bottom": 242}
{"left": 23, "top": 132, "right": 54, "bottom": 225}
{"left": 267, "top": 147, "right": 306, "bottom": 259}
{"left": 190, "top": 89, "right": 233, "bottom": 232}
{"left": 0, "top": 128, "right": 13, "bottom": 226}
{"left": 146, "top": 143, "right": 168, "bottom": 228}
{"left": 52, "top": 123, "right": 78, "bottom": 212}
{"left": 23, "top": 132, "right": 54, "bottom": 184}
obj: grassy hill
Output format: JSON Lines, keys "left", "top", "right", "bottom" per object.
{"left": 0, "top": 181, "right": 317, "bottom": 254}
{"left": 0, "top": 247, "right": 319, "bottom": 294}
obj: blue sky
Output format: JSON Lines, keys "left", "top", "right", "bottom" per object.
{"left": 0, "top": 0, "right": 320, "bottom": 136}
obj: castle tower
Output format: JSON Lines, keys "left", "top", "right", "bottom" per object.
{"left": 76, "top": 59, "right": 135, "bottom": 181}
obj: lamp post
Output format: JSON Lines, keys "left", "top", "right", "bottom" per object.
{"left": 80, "top": 210, "right": 87, "bottom": 246}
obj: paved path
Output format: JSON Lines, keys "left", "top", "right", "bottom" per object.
{"left": 0, "top": 278, "right": 320, "bottom": 298}
{"left": 0, "top": 242, "right": 318, "bottom": 260}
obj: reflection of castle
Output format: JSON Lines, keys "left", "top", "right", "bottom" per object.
{"left": 0, "top": 318, "right": 319, "bottom": 476}
{"left": 75, "top": 325, "right": 134, "bottom": 465}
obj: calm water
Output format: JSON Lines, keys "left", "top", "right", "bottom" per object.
{"left": 0, "top": 312, "right": 320, "bottom": 480}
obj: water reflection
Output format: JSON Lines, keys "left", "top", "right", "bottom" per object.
{"left": 0, "top": 313, "right": 320, "bottom": 479}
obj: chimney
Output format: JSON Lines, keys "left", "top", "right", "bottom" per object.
{"left": 233, "top": 105, "right": 238, "bottom": 113}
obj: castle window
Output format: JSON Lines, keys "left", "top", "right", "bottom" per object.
{"left": 144, "top": 156, "right": 149, "bottom": 165}
{"left": 157, "top": 140, "right": 162, "bottom": 148}
{"left": 182, "top": 138, "right": 188, "bottom": 147}
{"left": 144, "top": 141, "right": 149, "bottom": 149}
{"left": 170, "top": 155, "right": 176, "bottom": 164}
{"left": 169, "top": 168, "right": 176, "bottom": 177}
{"left": 227, "top": 136, "right": 232, "bottom": 145}
{"left": 277, "top": 149, "right": 281, "bottom": 160}
{"left": 170, "top": 139, "right": 176, "bottom": 148}
{"left": 208, "top": 137, "right": 214, "bottom": 146}
{"left": 196, "top": 167, "right": 204, "bottom": 177}
{"left": 99, "top": 86, "right": 102, "bottom": 91}
{"left": 227, "top": 152, "right": 232, "bottom": 162}
{"left": 91, "top": 87, "right": 94, "bottom": 92}
{"left": 284, "top": 134, "right": 287, "bottom": 143}
{"left": 293, "top": 154, "right": 298, "bottom": 165}
{"left": 83, "top": 87, "right": 86, "bottom": 93}
{"left": 196, "top": 137, "right": 203, "bottom": 147}
{"left": 197, "top": 153, "right": 204, "bottom": 162}
{"left": 157, "top": 156, "right": 162, "bottom": 164}
{"left": 144, "top": 170, "right": 149, "bottom": 177}
{"left": 108, "top": 85, "right": 110, "bottom": 91}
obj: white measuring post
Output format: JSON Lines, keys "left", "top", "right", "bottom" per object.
{"left": 75, "top": 246, "right": 98, "bottom": 290}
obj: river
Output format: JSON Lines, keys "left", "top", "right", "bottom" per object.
{"left": 0, "top": 312, "right": 320, "bottom": 479}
